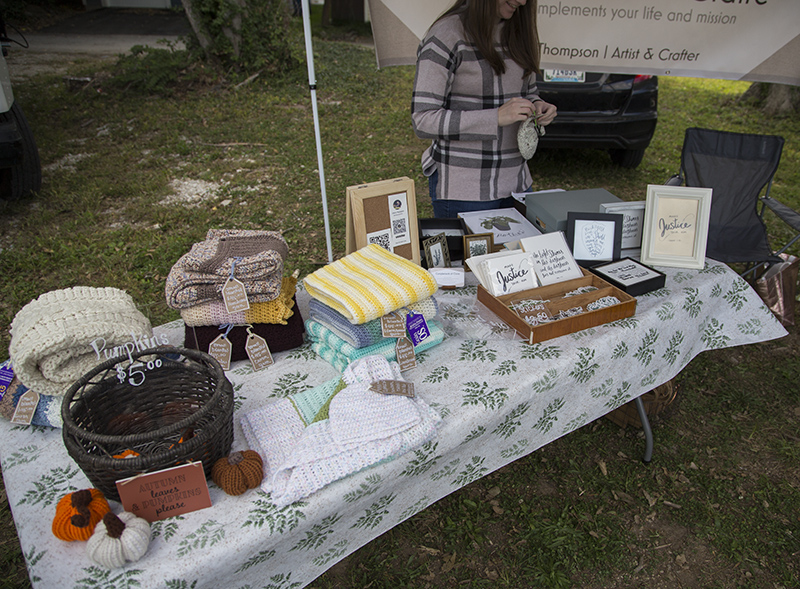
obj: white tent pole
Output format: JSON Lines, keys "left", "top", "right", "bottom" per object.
{"left": 300, "top": 0, "right": 334, "bottom": 264}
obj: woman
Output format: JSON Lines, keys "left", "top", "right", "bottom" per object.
{"left": 412, "top": 0, "right": 557, "bottom": 218}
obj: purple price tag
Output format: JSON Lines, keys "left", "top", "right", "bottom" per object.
{"left": 405, "top": 312, "right": 430, "bottom": 347}
{"left": 0, "top": 363, "right": 14, "bottom": 401}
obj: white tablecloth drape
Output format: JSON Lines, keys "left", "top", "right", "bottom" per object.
{"left": 0, "top": 260, "right": 786, "bottom": 589}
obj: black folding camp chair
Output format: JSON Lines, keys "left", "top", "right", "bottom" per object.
{"left": 667, "top": 127, "right": 800, "bottom": 278}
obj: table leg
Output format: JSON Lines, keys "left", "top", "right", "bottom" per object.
{"left": 634, "top": 396, "right": 653, "bottom": 463}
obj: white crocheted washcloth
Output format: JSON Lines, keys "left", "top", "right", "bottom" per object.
{"left": 240, "top": 355, "right": 441, "bottom": 507}
{"left": 9, "top": 287, "right": 153, "bottom": 397}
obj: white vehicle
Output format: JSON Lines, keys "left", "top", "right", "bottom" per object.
{"left": 0, "top": 16, "right": 41, "bottom": 201}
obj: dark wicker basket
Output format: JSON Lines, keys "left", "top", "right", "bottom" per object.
{"left": 604, "top": 379, "right": 678, "bottom": 429}
{"left": 61, "top": 346, "right": 234, "bottom": 502}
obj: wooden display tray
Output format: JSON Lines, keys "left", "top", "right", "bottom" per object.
{"left": 477, "top": 268, "right": 636, "bottom": 344}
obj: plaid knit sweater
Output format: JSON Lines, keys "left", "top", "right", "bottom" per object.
{"left": 411, "top": 14, "right": 541, "bottom": 202}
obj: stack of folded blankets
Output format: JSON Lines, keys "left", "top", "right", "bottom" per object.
{"left": 303, "top": 244, "right": 444, "bottom": 372}
{"left": 241, "top": 354, "right": 442, "bottom": 506}
{"left": 165, "top": 229, "right": 305, "bottom": 361}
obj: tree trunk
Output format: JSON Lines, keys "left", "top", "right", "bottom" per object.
{"left": 742, "top": 82, "right": 799, "bottom": 116}
{"left": 763, "top": 84, "right": 794, "bottom": 116}
{"left": 322, "top": 0, "right": 331, "bottom": 26}
{"left": 181, "top": 0, "right": 214, "bottom": 57}
{"left": 222, "top": 0, "right": 248, "bottom": 60}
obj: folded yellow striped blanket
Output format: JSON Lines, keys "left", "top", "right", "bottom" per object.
{"left": 303, "top": 244, "right": 438, "bottom": 325}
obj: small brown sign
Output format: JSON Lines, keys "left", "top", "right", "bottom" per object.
{"left": 116, "top": 462, "right": 212, "bottom": 523}
{"left": 246, "top": 333, "right": 274, "bottom": 370}
{"left": 370, "top": 379, "right": 415, "bottom": 398}
{"left": 222, "top": 277, "right": 250, "bottom": 313}
{"left": 381, "top": 312, "right": 407, "bottom": 338}
{"left": 10, "top": 389, "right": 39, "bottom": 425}
{"left": 208, "top": 334, "right": 232, "bottom": 371}
{"left": 395, "top": 337, "right": 417, "bottom": 371}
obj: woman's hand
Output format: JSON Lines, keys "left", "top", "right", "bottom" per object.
{"left": 498, "top": 97, "right": 558, "bottom": 127}
{"left": 533, "top": 100, "right": 557, "bottom": 126}
{"left": 498, "top": 97, "right": 536, "bottom": 127}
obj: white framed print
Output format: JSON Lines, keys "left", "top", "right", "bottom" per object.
{"left": 599, "top": 200, "right": 646, "bottom": 254}
{"left": 641, "top": 185, "right": 713, "bottom": 270}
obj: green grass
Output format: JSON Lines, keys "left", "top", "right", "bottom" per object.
{"left": 1, "top": 16, "right": 799, "bottom": 589}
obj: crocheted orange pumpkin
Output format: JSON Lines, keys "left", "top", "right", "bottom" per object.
{"left": 52, "top": 488, "right": 111, "bottom": 542}
{"left": 211, "top": 450, "right": 264, "bottom": 496}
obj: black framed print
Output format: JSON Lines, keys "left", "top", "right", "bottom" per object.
{"left": 566, "top": 212, "right": 623, "bottom": 266}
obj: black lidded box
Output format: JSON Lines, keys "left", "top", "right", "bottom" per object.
{"left": 587, "top": 258, "right": 666, "bottom": 297}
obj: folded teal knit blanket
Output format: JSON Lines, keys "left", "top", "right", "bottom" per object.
{"left": 306, "top": 319, "right": 446, "bottom": 373}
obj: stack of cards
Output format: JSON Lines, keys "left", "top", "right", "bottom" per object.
{"left": 466, "top": 250, "right": 538, "bottom": 296}
{"left": 468, "top": 231, "right": 585, "bottom": 295}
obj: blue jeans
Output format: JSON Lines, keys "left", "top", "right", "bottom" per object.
{"left": 428, "top": 170, "right": 522, "bottom": 218}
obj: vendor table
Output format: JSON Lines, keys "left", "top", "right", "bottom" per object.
{"left": 0, "top": 260, "right": 787, "bottom": 588}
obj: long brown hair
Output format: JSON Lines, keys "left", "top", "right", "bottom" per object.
{"left": 439, "top": 0, "right": 541, "bottom": 77}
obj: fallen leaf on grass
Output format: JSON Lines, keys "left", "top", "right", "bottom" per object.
{"left": 612, "top": 490, "right": 635, "bottom": 504}
{"left": 441, "top": 552, "right": 457, "bottom": 574}
{"left": 597, "top": 459, "right": 608, "bottom": 476}
{"left": 642, "top": 489, "right": 657, "bottom": 507}
{"left": 490, "top": 500, "right": 504, "bottom": 515}
{"left": 633, "top": 556, "right": 646, "bottom": 574}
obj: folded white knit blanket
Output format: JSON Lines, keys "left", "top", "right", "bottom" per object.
{"left": 303, "top": 244, "right": 438, "bottom": 324}
{"left": 9, "top": 287, "right": 153, "bottom": 397}
{"left": 240, "top": 355, "right": 441, "bottom": 507}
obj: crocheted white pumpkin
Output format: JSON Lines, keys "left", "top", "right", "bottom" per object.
{"left": 86, "top": 511, "right": 151, "bottom": 569}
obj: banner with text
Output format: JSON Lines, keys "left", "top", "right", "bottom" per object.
{"left": 368, "top": 0, "right": 800, "bottom": 85}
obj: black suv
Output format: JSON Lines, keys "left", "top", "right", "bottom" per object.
{"left": 536, "top": 72, "right": 658, "bottom": 169}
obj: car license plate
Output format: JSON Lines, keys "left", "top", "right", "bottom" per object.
{"left": 543, "top": 69, "right": 585, "bottom": 83}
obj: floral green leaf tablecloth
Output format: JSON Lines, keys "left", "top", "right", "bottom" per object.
{"left": 0, "top": 260, "right": 787, "bottom": 589}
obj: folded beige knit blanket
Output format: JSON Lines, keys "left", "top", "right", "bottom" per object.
{"left": 9, "top": 286, "right": 153, "bottom": 397}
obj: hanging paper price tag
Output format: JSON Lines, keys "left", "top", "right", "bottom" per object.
{"left": 406, "top": 312, "right": 430, "bottom": 347}
{"left": 208, "top": 334, "right": 232, "bottom": 371}
{"left": 381, "top": 312, "right": 407, "bottom": 338}
{"left": 395, "top": 337, "right": 417, "bottom": 371}
{"left": 370, "top": 379, "right": 415, "bottom": 398}
{"left": 245, "top": 330, "right": 273, "bottom": 371}
{"left": 11, "top": 389, "right": 39, "bottom": 425}
{"left": 222, "top": 277, "right": 250, "bottom": 314}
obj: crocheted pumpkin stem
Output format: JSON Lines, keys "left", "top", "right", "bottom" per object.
{"left": 70, "top": 489, "right": 93, "bottom": 528}
{"left": 102, "top": 512, "right": 126, "bottom": 539}
{"left": 228, "top": 451, "right": 244, "bottom": 465}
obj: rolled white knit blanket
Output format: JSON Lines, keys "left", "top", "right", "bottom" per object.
{"left": 9, "top": 286, "right": 154, "bottom": 397}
